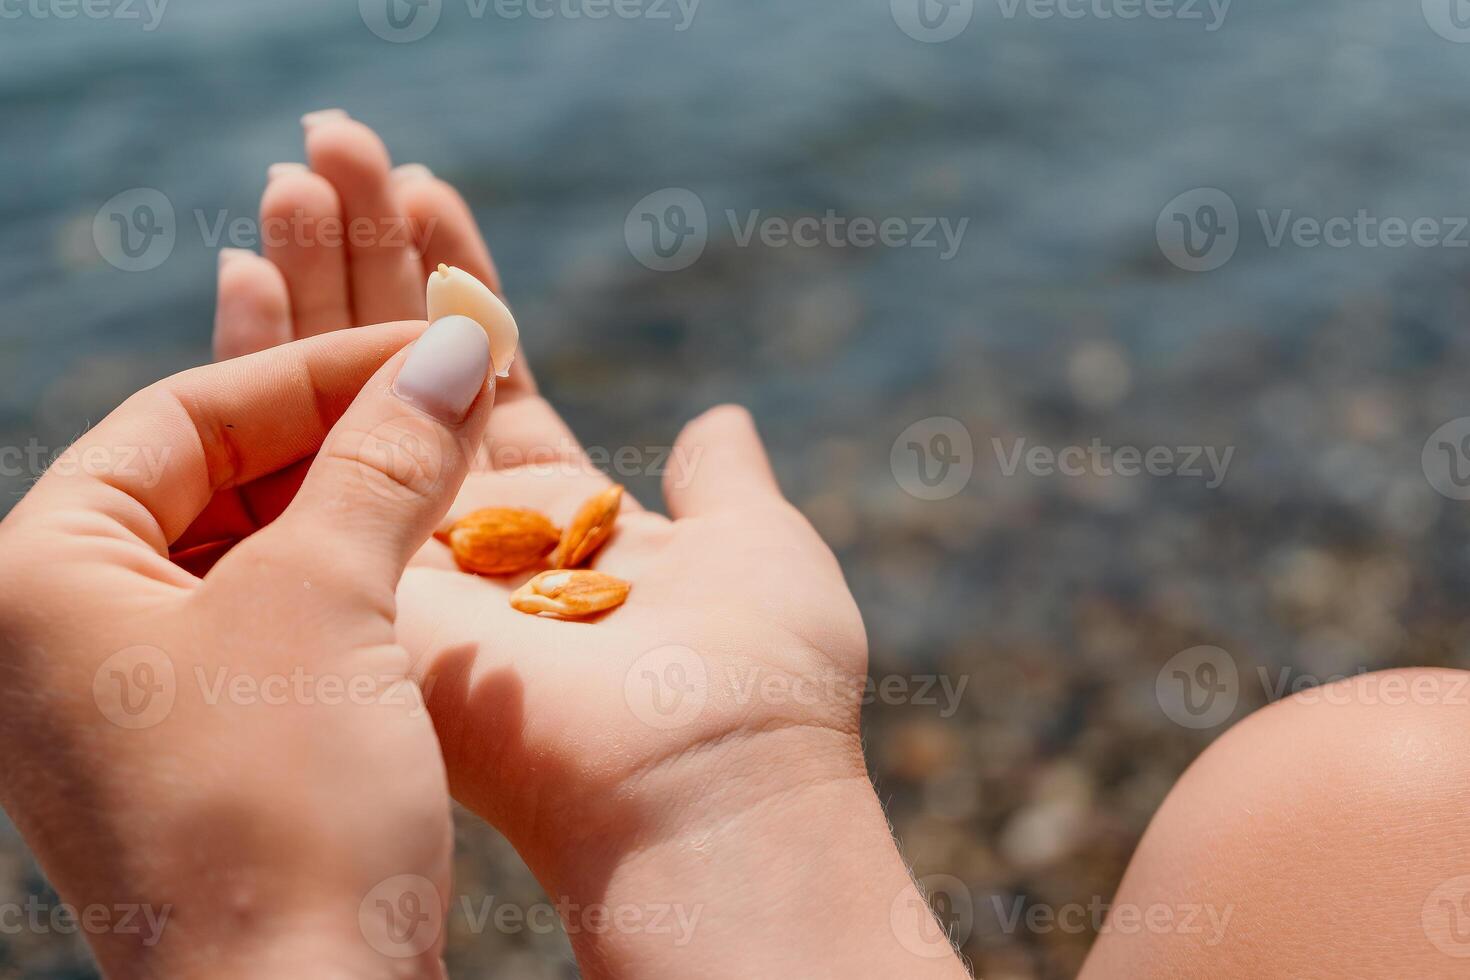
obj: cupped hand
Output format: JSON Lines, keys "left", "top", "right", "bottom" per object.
{"left": 0, "top": 318, "right": 495, "bottom": 980}
{"left": 213, "top": 108, "right": 870, "bottom": 847}
{"left": 210, "top": 116, "right": 965, "bottom": 979}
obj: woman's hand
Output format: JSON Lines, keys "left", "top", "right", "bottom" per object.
{"left": 213, "top": 116, "right": 969, "bottom": 978}
{"left": 402, "top": 409, "right": 969, "bottom": 979}
{"left": 212, "top": 107, "right": 501, "bottom": 358}
{"left": 0, "top": 317, "right": 494, "bottom": 980}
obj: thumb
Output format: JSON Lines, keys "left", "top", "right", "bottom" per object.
{"left": 253, "top": 315, "right": 493, "bottom": 597}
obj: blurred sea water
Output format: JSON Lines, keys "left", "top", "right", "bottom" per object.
{"left": 7, "top": 0, "right": 1470, "bottom": 976}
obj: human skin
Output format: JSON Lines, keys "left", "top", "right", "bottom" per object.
{"left": 214, "top": 113, "right": 1470, "bottom": 980}
{"left": 210, "top": 112, "right": 972, "bottom": 978}
{"left": 1080, "top": 667, "right": 1470, "bottom": 979}
{"left": 0, "top": 317, "right": 496, "bottom": 979}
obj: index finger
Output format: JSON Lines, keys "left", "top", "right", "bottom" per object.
{"left": 23, "top": 321, "right": 428, "bottom": 553}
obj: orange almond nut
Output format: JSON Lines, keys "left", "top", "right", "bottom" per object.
{"left": 551, "top": 484, "right": 625, "bottom": 569}
{"left": 443, "top": 507, "right": 560, "bottom": 575}
{"left": 509, "top": 569, "right": 631, "bottom": 619}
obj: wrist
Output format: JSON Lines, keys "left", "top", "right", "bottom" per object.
{"left": 533, "top": 724, "right": 969, "bottom": 980}
{"left": 92, "top": 909, "right": 447, "bottom": 980}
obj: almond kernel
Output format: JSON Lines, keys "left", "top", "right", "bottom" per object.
{"left": 551, "top": 484, "right": 625, "bottom": 569}
{"left": 509, "top": 569, "right": 631, "bottom": 619}
{"left": 444, "top": 507, "right": 560, "bottom": 575}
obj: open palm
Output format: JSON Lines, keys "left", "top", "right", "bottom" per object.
{"left": 212, "top": 114, "right": 868, "bottom": 886}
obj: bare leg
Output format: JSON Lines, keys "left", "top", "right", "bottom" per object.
{"left": 1082, "top": 668, "right": 1470, "bottom": 979}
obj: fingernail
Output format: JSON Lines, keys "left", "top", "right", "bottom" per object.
{"left": 268, "top": 162, "right": 309, "bottom": 181}
{"left": 391, "top": 163, "right": 434, "bottom": 182}
{"left": 393, "top": 316, "right": 491, "bottom": 424}
{"left": 218, "top": 247, "right": 253, "bottom": 270}
{"left": 301, "top": 108, "right": 349, "bottom": 129}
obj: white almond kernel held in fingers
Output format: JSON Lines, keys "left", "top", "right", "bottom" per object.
{"left": 426, "top": 263, "right": 519, "bottom": 377}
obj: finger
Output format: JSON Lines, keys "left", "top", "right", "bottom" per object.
{"left": 663, "top": 404, "right": 784, "bottom": 519}
{"left": 260, "top": 161, "right": 352, "bottom": 337}
{"left": 304, "top": 112, "right": 424, "bottom": 324}
{"left": 392, "top": 164, "right": 502, "bottom": 296}
{"left": 392, "top": 164, "right": 537, "bottom": 397}
{"left": 212, "top": 248, "right": 291, "bottom": 359}
{"left": 256, "top": 315, "right": 493, "bottom": 594}
{"left": 20, "top": 322, "right": 426, "bottom": 553}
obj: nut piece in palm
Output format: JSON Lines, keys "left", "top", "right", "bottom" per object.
{"left": 509, "top": 569, "right": 631, "bottom": 619}
{"left": 551, "top": 484, "right": 625, "bottom": 569}
{"left": 441, "top": 507, "right": 560, "bottom": 575}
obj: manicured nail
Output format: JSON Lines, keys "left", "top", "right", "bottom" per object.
{"left": 268, "top": 162, "right": 309, "bottom": 181}
{"left": 392, "top": 316, "right": 491, "bottom": 424}
{"left": 391, "top": 163, "right": 434, "bottom": 182}
{"left": 218, "top": 247, "right": 253, "bottom": 269}
{"left": 300, "top": 108, "right": 349, "bottom": 129}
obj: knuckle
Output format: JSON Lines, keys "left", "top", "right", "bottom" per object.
{"left": 323, "top": 414, "right": 452, "bottom": 504}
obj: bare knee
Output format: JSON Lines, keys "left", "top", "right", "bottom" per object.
{"left": 1084, "top": 668, "right": 1470, "bottom": 979}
